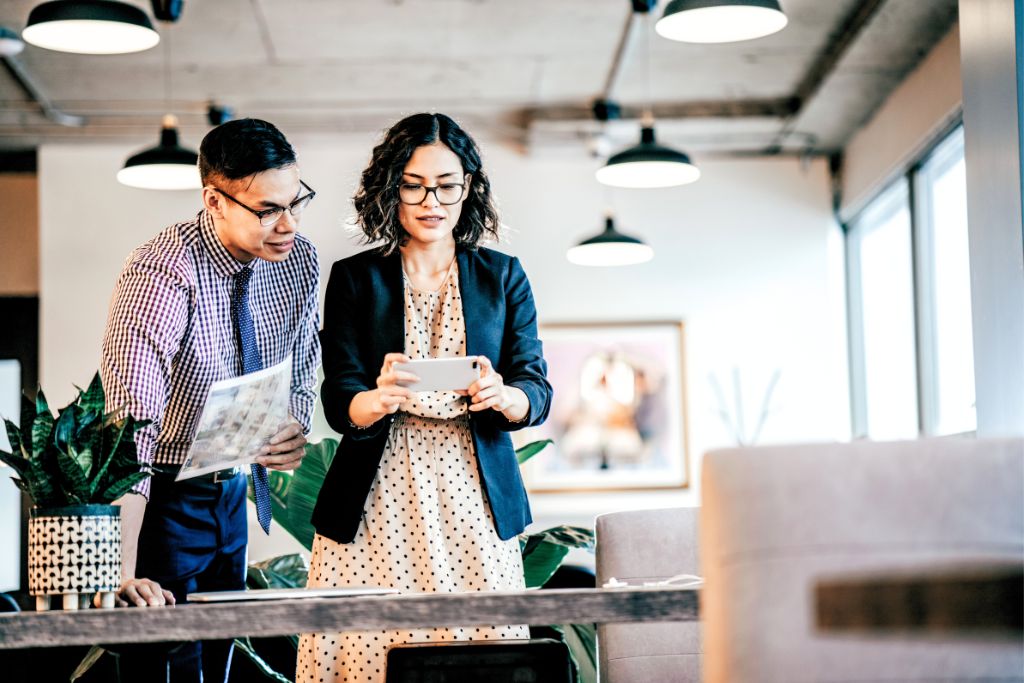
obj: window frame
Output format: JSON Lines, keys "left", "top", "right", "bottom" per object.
{"left": 845, "top": 121, "right": 974, "bottom": 439}
{"left": 911, "top": 127, "right": 973, "bottom": 436}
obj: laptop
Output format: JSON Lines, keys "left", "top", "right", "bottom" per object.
{"left": 187, "top": 586, "right": 398, "bottom": 602}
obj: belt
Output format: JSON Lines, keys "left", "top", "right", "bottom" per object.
{"left": 152, "top": 466, "right": 241, "bottom": 485}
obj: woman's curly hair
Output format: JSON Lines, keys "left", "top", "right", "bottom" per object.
{"left": 353, "top": 113, "right": 500, "bottom": 254}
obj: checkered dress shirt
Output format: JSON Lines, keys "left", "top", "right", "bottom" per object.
{"left": 101, "top": 210, "right": 321, "bottom": 498}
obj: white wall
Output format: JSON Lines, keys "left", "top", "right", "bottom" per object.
{"left": 39, "top": 132, "right": 849, "bottom": 557}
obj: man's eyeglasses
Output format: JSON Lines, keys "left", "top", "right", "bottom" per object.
{"left": 212, "top": 180, "right": 316, "bottom": 227}
{"left": 397, "top": 182, "right": 466, "bottom": 206}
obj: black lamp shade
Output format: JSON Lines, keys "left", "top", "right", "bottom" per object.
{"left": 23, "top": 1, "right": 159, "bottom": 54}
{"left": 118, "top": 122, "right": 201, "bottom": 190}
{"left": 596, "top": 127, "right": 701, "bottom": 189}
{"left": 657, "top": 0, "right": 788, "bottom": 43}
{"left": 567, "top": 217, "right": 654, "bottom": 267}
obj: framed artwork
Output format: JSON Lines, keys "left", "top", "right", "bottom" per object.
{"left": 516, "top": 321, "right": 690, "bottom": 492}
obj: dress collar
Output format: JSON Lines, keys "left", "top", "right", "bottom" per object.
{"left": 198, "top": 209, "right": 260, "bottom": 278}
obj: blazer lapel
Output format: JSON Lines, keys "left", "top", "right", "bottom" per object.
{"left": 457, "top": 249, "right": 482, "bottom": 358}
{"left": 379, "top": 251, "right": 405, "bottom": 358}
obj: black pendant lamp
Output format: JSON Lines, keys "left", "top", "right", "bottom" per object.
{"left": 656, "top": 0, "right": 788, "bottom": 44}
{"left": 567, "top": 215, "right": 654, "bottom": 267}
{"left": 23, "top": 1, "right": 159, "bottom": 54}
{"left": 0, "top": 27, "right": 25, "bottom": 56}
{"left": 597, "top": 4, "right": 700, "bottom": 189}
{"left": 596, "top": 116, "right": 701, "bottom": 189}
{"left": 117, "top": 114, "right": 200, "bottom": 190}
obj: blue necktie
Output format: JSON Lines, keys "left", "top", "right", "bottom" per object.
{"left": 231, "top": 267, "right": 272, "bottom": 534}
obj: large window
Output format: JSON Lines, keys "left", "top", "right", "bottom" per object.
{"left": 848, "top": 180, "right": 919, "bottom": 440}
{"left": 914, "top": 129, "right": 976, "bottom": 435}
{"left": 847, "top": 126, "right": 975, "bottom": 439}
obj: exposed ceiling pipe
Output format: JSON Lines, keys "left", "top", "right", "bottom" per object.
{"left": 600, "top": 5, "right": 638, "bottom": 106}
{"left": 765, "top": 0, "right": 889, "bottom": 152}
{"left": 0, "top": 55, "right": 85, "bottom": 127}
{"left": 527, "top": 0, "right": 892, "bottom": 155}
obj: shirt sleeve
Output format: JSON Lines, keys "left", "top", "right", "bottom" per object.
{"left": 100, "top": 248, "right": 190, "bottom": 499}
{"left": 288, "top": 243, "right": 321, "bottom": 434}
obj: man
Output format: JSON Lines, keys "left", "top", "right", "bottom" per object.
{"left": 100, "top": 118, "right": 321, "bottom": 681}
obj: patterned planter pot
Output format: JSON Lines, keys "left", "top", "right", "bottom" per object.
{"left": 28, "top": 504, "right": 121, "bottom": 611}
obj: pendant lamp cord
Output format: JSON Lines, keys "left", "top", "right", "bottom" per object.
{"left": 163, "top": 23, "right": 172, "bottom": 110}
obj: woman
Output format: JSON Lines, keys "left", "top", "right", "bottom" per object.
{"left": 297, "top": 113, "right": 552, "bottom": 682}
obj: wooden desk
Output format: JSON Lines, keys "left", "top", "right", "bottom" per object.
{"left": 815, "top": 564, "right": 1023, "bottom": 637}
{"left": 0, "top": 586, "right": 698, "bottom": 649}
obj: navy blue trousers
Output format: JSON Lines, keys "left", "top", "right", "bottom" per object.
{"left": 115, "top": 474, "right": 248, "bottom": 683}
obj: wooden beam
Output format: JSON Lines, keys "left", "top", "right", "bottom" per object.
{"left": 0, "top": 587, "right": 699, "bottom": 650}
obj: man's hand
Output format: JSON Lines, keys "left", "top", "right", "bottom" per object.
{"left": 257, "top": 420, "right": 306, "bottom": 471}
{"left": 113, "top": 577, "right": 176, "bottom": 608}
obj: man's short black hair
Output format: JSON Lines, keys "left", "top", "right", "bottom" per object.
{"left": 198, "top": 118, "right": 296, "bottom": 187}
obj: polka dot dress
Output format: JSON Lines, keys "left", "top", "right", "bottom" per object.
{"left": 297, "top": 261, "right": 528, "bottom": 682}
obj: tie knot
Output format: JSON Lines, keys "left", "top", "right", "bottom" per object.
{"left": 234, "top": 267, "right": 253, "bottom": 294}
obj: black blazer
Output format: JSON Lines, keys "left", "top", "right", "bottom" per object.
{"left": 313, "top": 246, "right": 552, "bottom": 543}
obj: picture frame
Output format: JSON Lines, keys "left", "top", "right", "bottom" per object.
{"left": 516, "top": 321, "right": 690, "bottom": 492}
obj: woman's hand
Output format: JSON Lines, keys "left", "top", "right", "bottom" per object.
{"left": 349, "top": 353, "right": 418, "bottom": 427}
{"left": 467, "top": 356, "right": 529, "bottom": 422}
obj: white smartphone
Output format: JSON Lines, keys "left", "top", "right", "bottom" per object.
{"left": 394, "top": 357, "right": 481, "bottom": 392}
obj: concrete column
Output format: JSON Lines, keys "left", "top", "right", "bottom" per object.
{"left": 959, "top": 0, "right": 1024, "bottom": 437}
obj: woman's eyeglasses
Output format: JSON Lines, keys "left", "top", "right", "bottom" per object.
{"left": 397, "top": 183, "right": 466, "bottom": 206}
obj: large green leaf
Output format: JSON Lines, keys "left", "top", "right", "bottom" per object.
{"left": 19, "top": 393, "right": 37, "bottom": 452}
{"left": 30, "top": 390, "right": 54, "bottom": 464}
{"left": 24, "top": 457, "right": 57, "bottom": 507}
{"left": 285, "top": 439, "right": 338, "bottom": 550}
{"left": 249, "top": 439, "right": 338, "bottom": 551}
{"left": 78, "top": 373, "right": 106, "bottom": 413}
{"left": 89, "top": 417, "right": 130, "bottom": 499}
{"left": 96, "top": 469, "right": 152, "bottom": 503}
{"left": 3, "top": 417, "right": 22, "bottom": 459}
{"left": 515, "top": 439, "right": 553, "bottom": 465}
{"left": 248, "top": 554, "right": 308, "bottom": 590}
{"left": 69, "top": 645, "right": 108, "bottom": 682}
{"left": 55, "top": 448, "right": 89, "bottom": 504}
{"left": 0, "top": 443, "right": 30, "bottom": 476}
{"left": 520, "top": 526, "right": 595, "bottom": 589}
{"left": 521, "top": 538, "right": 569, "bottom": 588}
{"left": 552, "top": 623, "right": 598, "bottom": 683}
{"left": 232, "top": 637, "right": 293, "bottom": 683}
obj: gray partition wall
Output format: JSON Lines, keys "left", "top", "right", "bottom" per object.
{"left": 959, "top": 0, "right": 1024, "bottom": 437}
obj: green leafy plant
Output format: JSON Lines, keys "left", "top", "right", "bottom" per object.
{"left": 0, "top": 373, "right": 152, "bottom": 508}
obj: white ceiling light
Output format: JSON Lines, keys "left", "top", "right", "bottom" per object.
{"left": 0, "top": 26, "right": 26, "bottom": 56}
{"left": 23, "top": 1, "right": 160, "bottom": 55}
{"left": 567, "top": 215, "right": 654, "bottom": 267}
{"left": 117, "top": 114, "right": 200, "bottom": 190}
{"left": 596, "top": 121, "right": 701, "bottom": 189}
{"left": 656, "top": 0, "right": 788, "bottom": 44}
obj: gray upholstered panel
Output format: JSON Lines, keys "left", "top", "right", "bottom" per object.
{"left": 700, "top": 438, "right": 1024, "bottom": 683}
{"left": 595, "top": 507, "right": 702, "bottom": 683}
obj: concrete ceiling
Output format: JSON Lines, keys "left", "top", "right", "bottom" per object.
{"left": 0, "top": 0, "right": 958, "bottom": 156}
